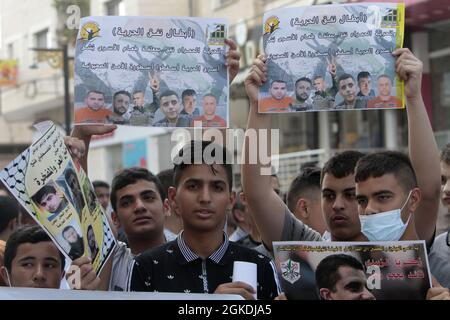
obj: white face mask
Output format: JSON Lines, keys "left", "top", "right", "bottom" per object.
{"left": 359, "top": 191, "right": 412, "bottom": 241}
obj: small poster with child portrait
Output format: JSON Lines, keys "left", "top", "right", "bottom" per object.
{"left": 259, "top": 3, "right": 405, "bottom": 113}
{"left": 273, "top": 241, "right": 431, "bottom": 300}
{"left": 0, "top": 122, "right": 116, "bottom": 275}
{"left": 74, "top": 16, "right": 229, "bottom": 128}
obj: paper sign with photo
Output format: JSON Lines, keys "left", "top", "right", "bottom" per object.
{"left": 273, "top": 241, "right": 431, "bottom": 300}
{"left": 0, "top": 122, "right": 116, "bottom": 275}
{"left": 74, "top": 16, "right": 229, "bottom": 128}
{"left": 259, "top": 3, "right": 405, "bottom": 113}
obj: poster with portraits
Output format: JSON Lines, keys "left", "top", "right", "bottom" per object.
{"left": 259, "top": 3, "right": 405, "bottom": 113}
{"left": 74, "top": 16, "right": 229, "bottom": 128}
{"left": 273, "top": 241, "right": 431, "bottom": 300}
{"left": 0, "top": 122, "right": 116, "bottom": 275}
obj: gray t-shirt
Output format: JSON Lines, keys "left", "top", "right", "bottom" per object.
{"left": 109, "top": 241, "right": 134, "bottom": 291}
{"left": 429, "top": 232, "right": 450, "bottom": 288}
{"left": 280, "top": 205, "right": 323, "bottom": 242}
{"left": 254, "top": 206, "right": 323, "bottom": 259}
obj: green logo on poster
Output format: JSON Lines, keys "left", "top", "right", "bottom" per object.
{"left": 381, "top": 9, "right": 399, "bottom": 28}
{"left": 281, "top": 259, "right": 301, "bottom": 284}
{"left": 207, "top": 24, "right": 226, "bottom": 45}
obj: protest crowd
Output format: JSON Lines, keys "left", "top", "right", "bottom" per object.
{"left": 1, "top": 2, "right": 450, "bottom": 302}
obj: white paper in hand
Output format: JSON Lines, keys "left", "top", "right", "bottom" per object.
{"left": 232, "top": 261, "right": 257, "bottom": 299}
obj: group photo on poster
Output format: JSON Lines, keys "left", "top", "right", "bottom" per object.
{"left": 74, "top": 16, "right": 230, "bottom": 128}
{"left": 259, "top": 3, "right": 405, "bottom": 113}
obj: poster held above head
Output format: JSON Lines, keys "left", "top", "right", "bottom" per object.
{"left": 74, "top": 16, "right": 230, "bottom": 129}
{"left": 259, "top": 3, "right": 405, "bottom": 113}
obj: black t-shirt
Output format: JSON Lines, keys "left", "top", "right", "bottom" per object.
{"left": 128, "top": 234, "right": 280, "bottom": 300}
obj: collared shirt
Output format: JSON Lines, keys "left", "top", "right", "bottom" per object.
{"left": 128, "top": 232, "right": 280, "bottom": 299}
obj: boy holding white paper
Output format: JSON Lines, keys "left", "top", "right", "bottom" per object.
{"left": 127, "top": 140, "right": 280, "bottom": 300}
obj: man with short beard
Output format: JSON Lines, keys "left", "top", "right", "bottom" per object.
{"left": 290, "top": 77, "right": 314, "bottom": 111}
{"left": 108, "top": 91, "right": 131, "bottom": 125}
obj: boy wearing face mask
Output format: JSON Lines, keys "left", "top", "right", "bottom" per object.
{"left": 354, "top": 48, "right": 440, "bottom": 249}
{"left": 354, "top": 152, "right": 450, "bottom": 299}
{"left": 355, "top": 151, "right": 423, "bottom": 242}
{"left": 242, "top": 49, "right": 438, "bottom": 250}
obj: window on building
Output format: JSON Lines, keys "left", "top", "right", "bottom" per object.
{"left": 212, "top": 0, "right": 236, "bottom": 10}
{"left": 7, "top": 43, "right": 14, "bottom": 59}
{"left": 0, "top": 15, "right": 2, "bottom": 51}
{"left": 34, "top": 29, "right": 49, "bottom": 62}
{"left": 35, "top": 29, "right": 48, "bottom": 48}
{"left": 105, "top": 0, "right": 122, "bottom": 15}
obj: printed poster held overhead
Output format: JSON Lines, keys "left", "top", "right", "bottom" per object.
{"left": 74, "top": 16, "right": 229, "bottom": 128}
{"left": 259, "top": 3, "right": 405, "bottom": 113}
